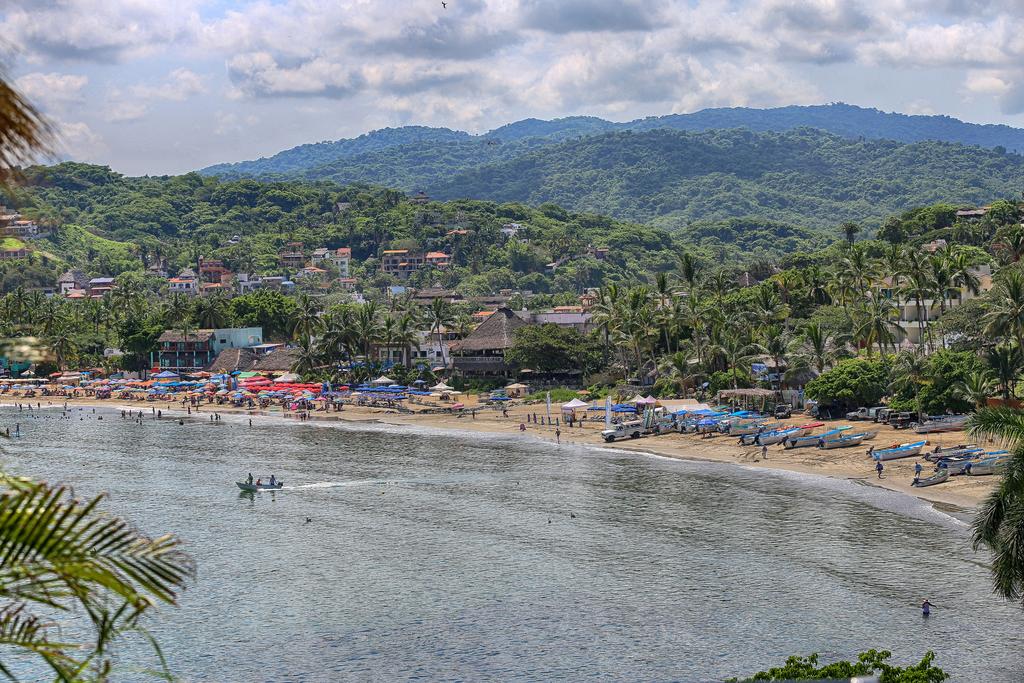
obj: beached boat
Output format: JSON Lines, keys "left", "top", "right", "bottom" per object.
{"left": 819, "top": 433, "right": 868, "bottom": 449}
{"left": 726, "top": 420, "right": 771, "bottom": 436}
{"left": 914, "top": 415, "right": 969, "bottom": 434}
{"left": 236, "top": 481, "right": 285, "bottom": 491}
{"left": 872, "top": 441, "right": 927, "bottom": 461}
{"left": 912, "top": 469, "right": 949, "bottom": 487}
{"left": 784, "top": 426, "right": 851, "bottom": 449}
{"left": 924, "top": 446, "right": 982, "bottom": 462}
{"left": 967, "top": 454, "right": 1010, "bottom": 476}
{"left": 740, "top": 426, "right": 802, "bottom": 446}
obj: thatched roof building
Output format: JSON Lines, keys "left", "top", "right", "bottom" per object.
{"left": 207, "top": 348, "right": 257, "bottom": 374}
{"left": 450, "top": 308, "right": 527, "bottom": 377}
{"left": 252, "top": 347, "right": 300, "bottom": 373}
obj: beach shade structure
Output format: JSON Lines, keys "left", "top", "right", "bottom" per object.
{"left": 431, "top": 382, "right": 454, "bottom": 391}
{"left": 412, "top": 379, "right": 427, "bottom": 385}
{"left": 628, "top": 394, "right": 647, "bottom": 404}
{"left": 371, "top": 376, "right": 396, "bottom": 386}
{"left": 635, "top": 396, "right": 657, "bottom": 405}
{"left": 153, "top": 370, "right": 179, "bottom": 379}
{"left": 562, "top": 398, "right": 590, "bottom": 410}
{"left": 273, "top": 373, "right": 301, "bottom": 383}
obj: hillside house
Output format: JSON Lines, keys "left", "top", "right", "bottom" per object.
{"left": 168, "top": 277, "right": 198, "bottom": 295}
{"left": 87, "top": 277, "right": 115, "bottom": 298}
{"left": 57, "top": 269, "right": 88, "bottom": 295}
{"left": 325, "top": 247, "right": 352, "bottom": 277}
{"left": 410, "top": 191, "right": 430, "bottom": 205}
{"left": 198, "top": 257, "right": 231, "bottom": 283}
{"left": 424, "top": 251, "right": 451, "bottom": 268}
{"left": 879, "top": 264, "right": 993, "bottom": 345}
{"left": 381, "top": 249, "right": 424, "bottom": 277}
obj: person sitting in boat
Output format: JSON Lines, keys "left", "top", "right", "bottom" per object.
{"left": 269, "top": 474, "right": 276, "bottom": 487}
{"left": 256, "top": 478, "right": 262, "bottom": 487}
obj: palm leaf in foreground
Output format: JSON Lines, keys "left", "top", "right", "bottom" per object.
{"left": 967, "top": 408, "right": 1024, "bottom": 604}
{"left": 0, "top": 472, "right": 193, "bottom": 680}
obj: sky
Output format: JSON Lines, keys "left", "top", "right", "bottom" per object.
{"left": 7, "top": 0, "right": 1024, "bottom": 176}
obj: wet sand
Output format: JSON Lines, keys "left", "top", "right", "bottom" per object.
{"left": 1, "top": 392, "right": 994, "bottom": 510}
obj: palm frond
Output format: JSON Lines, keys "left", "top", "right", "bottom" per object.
{"left": 967, "top": 408, "right": 1024, "bottom": 450}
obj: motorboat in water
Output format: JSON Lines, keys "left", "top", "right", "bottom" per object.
{"left": 237, "top": 480, "right": 285, "bottom": 491}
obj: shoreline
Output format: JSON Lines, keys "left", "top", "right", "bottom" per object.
{"left": 1, "top": 394, "right": 989, "bottom": 512}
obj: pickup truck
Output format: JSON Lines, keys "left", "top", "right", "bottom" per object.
{"left": 847, "top": 406, "right": 885, "bottom": 421}
{"left": 602, "top": 420, "right": 645, "bottom": 442}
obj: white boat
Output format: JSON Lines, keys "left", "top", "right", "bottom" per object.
{"left": 237, "top": 481, "right": 285, "bottom": 491}
{"left": 872, "top": 441, "right": 927, "bottom": 461}
{"left": 739, "top": 426, "right": 799, "bottom": 446}
{"left": 785, "top": 426, "right": 851, "bottom": 449}
{"left": 912, "top": 469, "right": 949, "bottom": 487}
{"left": 819, "top": 433, "right": 867, "bottom": 449}
{"left": 967, "top": 454, "right": 1010, "bottom": 476}
{"left": 914, "top": 415, "right": 969, "bottom": 434}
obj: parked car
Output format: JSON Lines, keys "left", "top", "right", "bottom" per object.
{"left": 889, "top": 412, "right": 915, "bottom": 429}
{"left": 602, "top": 420, "right": 644, "bottom": 442}
{"left": 874, "top": 408, "right": 893, "bottom": 424}
{"left": 847, "top": 406, "right": 885, "bottom": 421}
{"left": 774, "top": 404, "right": 792, "bottom": 419}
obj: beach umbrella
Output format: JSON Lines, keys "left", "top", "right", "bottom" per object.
{"left": 431, "top": 382, "right": 454, "bottom": 391}
{"left": 371, "top": 376, "right": 396, "bottom": 386}
{"left": 153, "top": 371, "right": 179, "bottom": 379}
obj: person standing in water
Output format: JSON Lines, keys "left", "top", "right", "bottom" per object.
{"left": 922, "top": 599, "right": 934, "bottom": 617}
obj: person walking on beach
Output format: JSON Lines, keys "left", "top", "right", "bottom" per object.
{"left": 867, "top": 445, "right": 874, "bottom": 457}
{"left": 519, "top": 422, "right": 526, "bottom": 432}
{"left": 761, "top": 445, "right": 768, "bottom": 460}
{"left": 875, "top": 460, "right": 884, "bottom": 479}
{"left": 555, "top": 428, "right": 561, "bottom": 444}
{"left": 914, "top": 461, "right": 923, "bottom": 479}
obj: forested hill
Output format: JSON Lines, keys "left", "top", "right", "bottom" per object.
{"left": 205, "top": 127, "right": 1024, "bottom": 230}
{"left": 200, "top": 103, "right": 1024, "bottom": 181}
{"left": 429, "top": 128, "right": 1024, "bottom": 228}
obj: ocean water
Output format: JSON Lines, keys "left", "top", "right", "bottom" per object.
{"left": 1, "top": 404, "right": 1021, "bottom": 682}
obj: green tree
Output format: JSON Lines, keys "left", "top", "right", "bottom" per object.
{"left": 805, "top": 357, "right": 890, "bottom": 411}
{"left": 504, "top": 324, "right": 603, "bottom": 375}
{"left": 730, "top": 649, "right": 947, "bottom": 682}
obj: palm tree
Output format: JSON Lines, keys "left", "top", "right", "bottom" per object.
{"left": 354, "top": 301, "right": 382, "bottom": 359}
{"left": 291, "top": 335, "right": 322, "bottom": 377}
{"left": 45, "top": 324, "right": 78, "bottom": 370}
{"left": 0, "top": 74, "right": 53, "bottom": 180}
{"left": 881, "top": 243, "right": 906, "bottom": 291}
{"left": 853, "top": 292, "right": 903, "bottom": 357}
{"left": 965, "top": 408, "right": 1024, "bottom": 604}
{"left": 956, "top": 370, "right": 995, "bottom": 410}
{"left": 290, "top": 293, "right": 322, "bottom": 341}
{"left": 676, "top": 251, "right": 699, "bottom": 293}
{"left": 428, "top": 298, "right": 455, "bottom": 371}
{"left": 760, "top": 325, "right": 791, "bottom": 389}
{"left": 0, "top": 472, "right": 192, "bottom": 679}
{"left": 900, "top": 269, "right": 935, "bottom": 351}
{"left": 948, "top": 248, "right": 981, "bottom": 304}
{"left": 984, "top": 270, "right": 1024, "bottom": 350}
{"left": 714, "top": 334, "right": 763, "bottom": 391}
{"left": 841, "top": 221, "right": 861, "bottom": 245}
{"left": 193, "top": 294, "right": 229, "bottom": 329}
{"left": 987, "top": 344, "right": 1023, "bottom": 401}
{"left": 891, "top": 350, "right": 929, "bottom": 421}
{"left": 658, "top": 346, "right": 699, "bottom": 396}
{"left": 787, "top": 322, "right": 848, "bottom": 376}
{"left": 993, "top": 228, "right": 1024, "bottom": 265}
{"left": 393, "top": 312, "right": 421, "bottom": 366}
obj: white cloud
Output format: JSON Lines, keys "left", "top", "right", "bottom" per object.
{"left": 1, "top": 0, "right": 202, "bottom": 63}
{"left": 9, "top": 0, "right": 1024, "bottom": 173}
{"left": 14, "top": 72, "right": 88, "bottom": 110}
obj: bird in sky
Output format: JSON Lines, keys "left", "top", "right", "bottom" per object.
{"left": 441, "top": 1, "right": 447, "bottom": 7}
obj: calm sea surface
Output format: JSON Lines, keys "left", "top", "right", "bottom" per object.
{"left": 1, "top": 404, "right": 1022, "bottom": 682}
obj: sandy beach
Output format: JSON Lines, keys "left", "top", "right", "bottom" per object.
{"left": 1, "top": 391, "right": 995, "bottom": 511}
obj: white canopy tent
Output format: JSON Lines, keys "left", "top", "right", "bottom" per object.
{"left": 371, "top": 376, "right": 396, "bottom": 386}
{"left": 431, "top": 382, "right": 454, "bottom": 391}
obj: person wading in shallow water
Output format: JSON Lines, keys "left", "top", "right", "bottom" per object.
{"left": 922, "top": 598, "right": 935, "bottom": 617}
